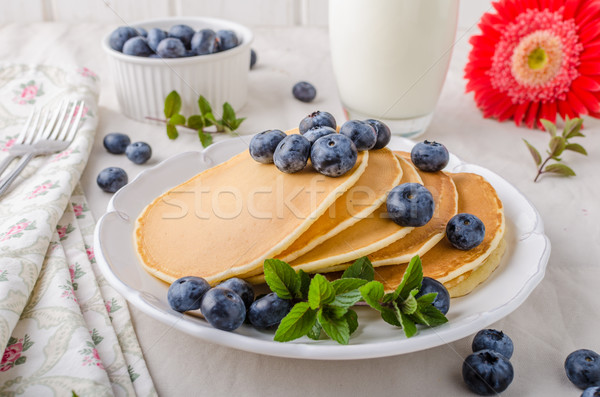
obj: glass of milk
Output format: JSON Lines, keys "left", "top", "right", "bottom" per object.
{"left": 329, "top": 0, "right": 459, "bottom": 137}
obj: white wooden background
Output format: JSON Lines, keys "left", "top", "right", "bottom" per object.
{"left": 0, "top": 0, "right": 493, "bottom": 30}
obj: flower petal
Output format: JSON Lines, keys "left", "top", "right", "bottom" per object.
{"left": 579, "top": 62, "right": 600, "bottom": 75}
{"left": 525, "top": 101, "right": 540, "bottom": 129}
{"left": 557, "top": 100, "right": 577, "bottom": 121}
{"left": 571, "top": 86, "right": 600, "bottom": 113}
{"left": 563, "top": 0, "right": 582, "bottom": 20}
{"left": 566, "top": 91, "right": 589, "bottom": 115}
{"left": 572, "top": 75, "right": 600, "bottom": 91}
{"left": 513, "top": 102, "right": 530, "bottom": 126}
{"left": 578, "top": 22, "right": 600, "bottom": 44}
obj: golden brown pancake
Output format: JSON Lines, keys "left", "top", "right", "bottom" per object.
{"left": 245, "top": 156, "right": 422, "bottom": 283}
{"left": 276, "top": 148, "right": 402, "bottom": 263}
{"left": 368, "top": 172, "right": 505, "bottom": 294}
{"left": 319, "top": 153, "right": 458, "bottom": 273}
{"left": 135, "top": 143, "right": 369, "bottom": 285}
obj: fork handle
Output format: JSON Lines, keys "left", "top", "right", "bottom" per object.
{"left": 0, "top": 153, "right": 35, "bottom": 197}
{"left": 0, "top": 155, "right": 18, "bottom": 179}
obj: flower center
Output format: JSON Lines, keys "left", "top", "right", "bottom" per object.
{"left": 511, "top": 30, "right": 563, "bottom": 87}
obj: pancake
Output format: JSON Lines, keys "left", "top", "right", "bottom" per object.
{"left": 276, "top": 148, "right": 402, "bottom": 263}
{"left": 319, "top": 153, "right": 459, "bottom": 273}
{"left": 245, "top": 156, "right": 422, "bottom": 283}
{"left": 135, "top": 142, "right": 369, "bottom": 285}
{"left": 368, "top": 172, "right": 505, "bottom": 294}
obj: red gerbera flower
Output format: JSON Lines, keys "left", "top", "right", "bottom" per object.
{"left": 465, "top": 0, "right": 600, "bottom": 129}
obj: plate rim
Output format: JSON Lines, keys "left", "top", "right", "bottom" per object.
{"left": 94, "top": 135, "right": 551, "bottom": 360}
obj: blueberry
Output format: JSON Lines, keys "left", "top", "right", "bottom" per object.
{"left": 273, "top": 135, "right": 311, "bottom": 174}
{"left": 446, "top": 213, "right": 486, "bottom": 250}
{"left": 217, "top": 29, "right": 239, "bottom": 51}
{"left": 249, "top": 129, "right": 287, "bottom": 164}
{"left": 293, "top": 81, "right": 317, "bottom": 103}
{"left": 565, "top": 349, "right": 600, "bottom": 389}
{"left": 339, "top": 120, "right": 377, "bottom": 151}
{"left": 191, "top": 29, "right": 219, "bottom": 55}
{"left": 365, "top": 119, "right": 391, "bottom": 150}
{"left": 122, "top": 36, "right": 153, "bottom": 57}
{"left": 217, "top": 278, "right": 255, "bottom": 310}
{"left": 126, "top": 142, "right": 152, "bottom": 164}
{"left": 310, "top": 134, "right": 358, "bottom": 177}
{"left": 103, "top": 132, "right": 131, "bottom": 154}
{"left": 248, "top": 293, "right": 292, "bottom": 329}
{"left": 583, "top": 386, "right": 600, "bottom": 397}
{"left": 147, "top": 28, "right": 167, "bottom": 52}
{"left": 250, "top": 49, "right": 257, "bottom": 69}
{"left": 303, "top": 126, "right": 337, "bottom": 146}
{"left": 109, "top": 26, "right": 139, "bottom": 51}
{"left": 462, "top": 350, "right": 514, "bottom": 395}
{"left": 411, "top": 140, "right": 450, "bottom": 172}
{"left": 156, "top": 38, "right": 186, "bottom": 58}
{"left": 167, "top": 276, "right": 210, "bottom": 312}
{"left": 135, "top": 27, "right": 148, "bottom": 37}
{"left": 472, "top": 329, "right": 514, "bottom": 359}
{"left": 299, "top": 111, "right": 337, "bottom": 134}
{"left": 415, "top": 277, "right": 450, "bottom": 315}
{"left": 386, "top": 183, "right": 435, "bottom": 227}
{"left": 168, "top": 24, "right": 195, "bottom": 49}
{"left": 200, "top": 287, "right": 246, "bottom": 331}
{"left": 97, "top": 167, "right": 128, "bottom": 193}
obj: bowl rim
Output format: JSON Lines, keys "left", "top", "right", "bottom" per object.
{"left": 101, "top": 16, "right": 254, "bottom": 65}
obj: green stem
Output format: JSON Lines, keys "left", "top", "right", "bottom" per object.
{"left": 534, "top": 155, "right": 553, "bottom": 182}
{"left": 145, "top": 117, "right": 199, "bottom": 132}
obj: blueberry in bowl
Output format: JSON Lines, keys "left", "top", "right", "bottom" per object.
{"left": 293, "top": 81, "right": 317, "bottom": 103}
{"left": 97, "top": 167, "right": 128, "bottom": 193}
{"left": 273, "top": 134, "right": 311, "bottom": 174}
{"left": 299, "top": 111, "right": 336, "bottom": 134}
{"left": 122, "top": 36, "right": 153, "bottom": 57}
{"left": 217, "top": 29, "right": 239, "bottom": 51}
{"left": 126, "top": 142, "right": 152, "bottom": 164}
{"left": 310, "top": 134, "right": 358, "bottom": 177}
{"left": 191, "top": 29, "right": 220, "bottom": 55}
{"left": 156, "top": 38, "right": 186, "bottom": 58}
{"left": 147, "top": 28, "right": 167, "bottom": 52}
{"left": 472, "top": 329, "right": 514, "bottom": 359}
{"left": 168, "top": 24, "right": 196, "bottom": 49}
{"left": 249, "top": 129, "right": 287, "bottom": 164}
{"left": 109, "top": 26, "right": 140, "bottom": 51}
{"left": 411, "top": 140, "right": 449, "bottom": 172}
{"left": 339, "top": 120, "right": 377, "bottom": 151}
{"left": 446, "top": 213, "right": 485, "bottom": 250}
{"left": 386, "top": 183, "right": 435, "bottom": 227}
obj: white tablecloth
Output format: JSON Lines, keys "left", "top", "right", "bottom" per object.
{"left": 1, "top": 22, "right": 599, "bottom": 396}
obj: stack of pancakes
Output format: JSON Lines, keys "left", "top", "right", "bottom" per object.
{"left": 135, "top": 133, "right": 506, "bottom": 298}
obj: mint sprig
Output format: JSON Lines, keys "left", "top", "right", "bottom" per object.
{"left": 147, "top": 90, "right": 246, "bottom": 148}
{"left": 523, "top": 117, "right": 587, "bottom": 182}
{"left": 266, "top": 255, "right": 448, "bottom": 344}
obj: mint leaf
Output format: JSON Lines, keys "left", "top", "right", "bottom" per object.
{"left": 399, "top": 292, "right": 418, "bottom": 315}
{"left": 330, "top": 289, "right": 363, "bottom": 309}
{"left": 308, "top": 274, "right": 335, "bottom": 310}
{"left": 345, "top": 309, "right": 359, "bottom": 335}
{"left": 318, "top": 308, "right": 350, "bottom": 345}
{"left": 394, "top": 255, "right": 423, "bottom": 300}
{"left": 229, "top": 117, "right": 246, "bottom": 130}
{"left": 274, "top": 302, "right": 317, "bottom": 342}
{"left": 164, "top": 91, "right": 181, "bottom": 118}
{"left": 549, "top": 136, "right": 566, "bottom": 157}
{"left": 187, "top": 115, "right": 204, "bottom": 129}
{"left": 396, "top": 308, "right": 417, "bottom": 338}
{"left": 544, "top": 163, "right": 575, "bottom": 177}
{"left": 563, "top": 117, "right": 584, "bottom": 139}
{"left": 204, "top": 112, "right": 217, "bottom": 127}
{"left": 166, "top": 124, "right": 178, "bottom": 140}
{"left": 380, "top": 307, "right": 401, "bottom": 327}
{"left": 523, "top": 139, "right": 542, "bottom": 166}
{"left": 198, "top": 130, "right": 213, "bottom": 148}
{"left": 222, "top": 102, "right": 236, "bottom": 125}
{"left": 298, "top": 269, "right": 311, "bottom": 300}
{"left": 324, "top": 305, "right": 348, "bottom": 319}
{"left": 169, "top": 113, "right": 186, "bottom": 126}
{"left": 198, "top": 95, "right": 212, "bottom": 116}
{"left": 263, "top": 259, "right": 300, "bottom": 300}
{"left": 331, "top": 278, "right": 367, "bottom": 294}
{"left": 412, "top": 302, "right": 448, "bottom": 327}
{"left": 565, "top": 143, "right": 588, "bottom": 155}
{"left": 415, "top": 292, "right": 438, "bottom": 306}
{"left": 540, "top": 119, "right": 557, "bottom": 137}
{"left": 342, "top": 257, "right": 374, "bottom": 281}
{"left": 307, "top": 320, "right": 322, "bottom": 340}
{"left": 359, "top": 281, "right": 384, "bottom": 311}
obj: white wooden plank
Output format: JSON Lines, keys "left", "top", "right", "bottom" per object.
{"left": 302, "top": 0, "right": 328, "bottom": 26}
{"left": 50, "top": 0, "right": 171, "bottom": 23}
{"left": 0, "top": 0, "right": 45, "bottom": 22}
{"left": 175, "top": 0, "right": 296, "bottom": 27}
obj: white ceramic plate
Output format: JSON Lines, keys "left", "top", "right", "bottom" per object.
{"left": 94, "top": 135, "right": 550, "bottom": 360}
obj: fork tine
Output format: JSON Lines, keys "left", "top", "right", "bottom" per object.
{"left": 48, "top": 100, "right": 73, "bottom": 141}
{"left": 63, "top": 100, "right": 85, "bottom": 143}
{"left": 57, "top": 100, "right": 79, "bottom": 141}
{"left": 15, "top": 108, "right": 36, "bottom": 144}
{"left": 23, "top": 108, "right": 43, "bottom": 144}
{"left": 32, "top": 109, "right": 50, "bottom": 143}
{"left": 40, "top": 99, "right": 66, "bottom": 140}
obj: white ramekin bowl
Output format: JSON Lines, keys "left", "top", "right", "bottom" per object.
{"left": 102, "top": 17, "right": 253, "bottom": 123}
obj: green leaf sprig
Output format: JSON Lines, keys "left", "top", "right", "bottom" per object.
{"left": 523, "top": 117, "right": 587, "bottom": 182}
{"left": 264, "top": 255, "right": 448, "bottom": 344}
{"left": 147, "top": 90, "right": 246, "bottom": 148}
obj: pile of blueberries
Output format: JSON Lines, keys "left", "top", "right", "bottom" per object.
{"left": 97, "top": 133, "right": 152, "bottom": 193}
{"left": 248, "top": 111, "right": 392, "bottom": 177}
{"left": 168, "top": 276, "right": 290, "bottom": 332}
{"left": 109, "top": 25, "right": 240, "bottom": 59}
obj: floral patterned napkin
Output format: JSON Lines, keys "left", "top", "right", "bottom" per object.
{"left": 0, "top": 64, "right": 156, "bottom": 396}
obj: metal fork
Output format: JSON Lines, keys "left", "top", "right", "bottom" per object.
{"left": 0, "top": 99, "right": 85, "bottom": 197}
